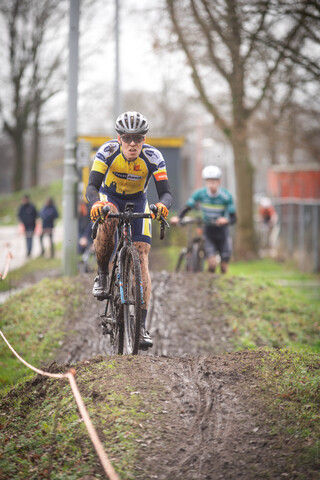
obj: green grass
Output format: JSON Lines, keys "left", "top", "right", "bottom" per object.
{"left": 0, "top": 256, "right": 61, "bottom": 292}
{"left": 0, "top": 357, "right": 164, "bottom": 480}
{"left": 0, "top": 180, "right": 62, "bottom": 226}
{"left": 216, "top": 259, "right": 320, "bottom": 353}
{"left": 259, "top": 348, "right": 320, "bottom": 470}
{"left": 0, "top": 275, "right": 83, "bottom": 391}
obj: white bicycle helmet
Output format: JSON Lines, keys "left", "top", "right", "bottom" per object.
{"left": 260, "top": 196, "right": 271, "bottom": 207}
{"left": 115, "top": 111, "right": 149, "bottom": 135}
{"left": 202, "top": 165, "right": 222, "bottom": 180}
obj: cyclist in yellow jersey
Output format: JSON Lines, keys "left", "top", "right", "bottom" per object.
{"left": 86, "top": 111, "right": 172, "bottom": 349}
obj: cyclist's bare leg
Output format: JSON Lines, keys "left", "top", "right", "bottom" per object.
{"left": 220, "top": 261, "right": 229, "bottom": 274}
{"left": 207, "top": 255, "right": 218, "bottom": 273}
{"left": 94, "top": 205, "right": 118, "bottom": 273}
{"left": 134, "top": 241, "right": 151, "bottom": 308}
{"left": 134, "top": 241, "right": 153, "bottom": 347}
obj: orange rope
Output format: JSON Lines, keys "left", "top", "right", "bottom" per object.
{"left": 0, "top": 330, "right": 119, "bottom": 480}
{"left": 0, "top": 251, "right": 13, "bottom": 280}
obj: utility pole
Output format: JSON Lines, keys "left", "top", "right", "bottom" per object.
{"left": 62, "top": 0, "right": 80, "bottom": 275}
{"left": 114, "top": 0, "right": 122, "bottom": 118}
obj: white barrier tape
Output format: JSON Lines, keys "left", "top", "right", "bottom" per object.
{"left": 0, "top": 330, "right": 119, "bottom": 480}
{"left": 0, "top": 252, "right": 13, "bottom": 280}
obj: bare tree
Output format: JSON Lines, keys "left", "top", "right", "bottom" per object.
{"left": 165, "top": 0, "right": 320, "bottom": 257}
{"left": 0, "top": 0, "right": 65, "bottom": 191}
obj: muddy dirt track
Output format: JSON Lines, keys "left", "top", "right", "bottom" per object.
{"left": 55, "top": 271, "right": 235, "bottom": 363}
{"left": 47, "top": 271, "right": 316, "bottom": 480}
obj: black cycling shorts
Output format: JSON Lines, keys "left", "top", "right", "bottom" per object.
{"left": 203, "top": 225, "right": 232, "bottom": 262}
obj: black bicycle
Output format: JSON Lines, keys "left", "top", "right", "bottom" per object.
{"left": 92, "top": 202, "right": 169, "bottom": 355}
{"left": 175, "top": 217, "right": 205, "bottom": 273}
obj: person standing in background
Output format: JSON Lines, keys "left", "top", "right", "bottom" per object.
{"left": 18, "top": 194, "right": 38, "bottom": 258}
{"left": 39, "top": 197, "right": 59, "bottom": 258}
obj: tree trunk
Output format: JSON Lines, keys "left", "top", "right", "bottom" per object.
{"left": 231, "top": 123, "right": 257, "bottom": 259}
{"left": 12, "top": 130, "right": 25, "bottom": 191}
{"left": 30, "top": 110, "right": 40, "bottom": 187}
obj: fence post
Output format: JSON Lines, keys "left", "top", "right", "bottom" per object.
{"left": 287, "top": 202, "right": 294, "bottom": 255}
{"left": 312, "top": 204, "right": 319, "bottom": 273}
{"left": 298, "top": 203, "right": 304, "bottom": 270}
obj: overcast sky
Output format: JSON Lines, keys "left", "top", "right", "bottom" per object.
{"left": 76, "top": 0, "right": 195, "bottom": 134}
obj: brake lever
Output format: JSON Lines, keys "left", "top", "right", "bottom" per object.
{"left": 91, "top": 217, "right": 100, "bottom": 240}
{"left": 149, "top": 204, "right": 170, "bottom": 240}
{"left": 149, "top": 204, "right": 170, "bottom": 227}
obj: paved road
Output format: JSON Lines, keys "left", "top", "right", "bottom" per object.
{"left": 0, "top": 224, "right": 63, "bottom": 273}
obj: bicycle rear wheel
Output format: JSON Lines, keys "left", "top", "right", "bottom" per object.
{"left": 122, "top": 245, "right": 142, "bottom": 355}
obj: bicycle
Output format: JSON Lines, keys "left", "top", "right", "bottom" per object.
{"left": 91, "top": 202, "right": 169, "bottom": 355}
{"left": 174, "top": 216, "right": 205, "bottom": 273}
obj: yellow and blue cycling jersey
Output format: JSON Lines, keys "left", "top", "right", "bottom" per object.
{"left": 91, "top": 140, "right": 168, "bottom": 200}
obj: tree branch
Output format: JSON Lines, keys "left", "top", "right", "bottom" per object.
{"left": 190, "top": 0, "right": 231, "bottom": 82}
{"left": 166, "top": 0, "right": 230, "bottom": 134}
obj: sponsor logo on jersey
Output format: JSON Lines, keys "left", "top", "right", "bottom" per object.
{"left": 103, "top": 142, "right": 118, "bottom": 155}
{"left": 154, "top": 171, "right": 168, "bottom": 181}
{"left": 134, "top": 164, "right": 141, "bottom": 171}
{"left": 128, "top": 174, "right": 142, "bottom": 181}
{"left": 113, "top": 172, "right": 127, "bottom": 180}
{"left": 113, "top": 172, "right": 142, "bottom": 181}
{"left": 96, "top": 152, "right": 105, "bottom": 162}
{"left": 144, "top": 149, "right": 156, "bottom": 157}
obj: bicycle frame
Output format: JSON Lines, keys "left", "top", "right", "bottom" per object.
{"left": 91, "top": 201, "right": 169, "bottom": 354}
{"left": 176, "top": 217, "right": 205, "bottom": 272}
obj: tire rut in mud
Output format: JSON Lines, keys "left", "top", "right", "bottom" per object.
{"left": 135, "top": 353, "right": 282, "bottom": 480}
{"left": 55, "top": 271, "right": 234, "bottom": 363}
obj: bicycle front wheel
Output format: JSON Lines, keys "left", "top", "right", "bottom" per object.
{"left": 107, "top": 267, "right": 124, "bottom": 355}
{"left": 122, "top": 245, "right": 142, "bottom": 355}
{"left": 191, "top": 241, "right": 205, "bottom": 272}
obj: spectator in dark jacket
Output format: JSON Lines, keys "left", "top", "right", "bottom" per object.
{"left": 18, "top": 194, "right": 38, "bottom": 258}
{"left": 78, "top": 200, "right": 93, "bottom": 254}
{"left": 39, "top": 198, "right": 59, "bottom": 258}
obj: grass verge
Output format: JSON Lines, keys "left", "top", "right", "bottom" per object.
{"left": 0, "top": 256, "right": 61, "bottom": 293}
{"left": 0, "top": 275, "right": 84, "bottom": 390}
{"left": 258, "top": 348, "right": 320, "bottom": 475}
{"left": 0, "top": 356, "right": 164, "bottom": 480}
{"left": 216, "top": 259, "right": 320, "bottom": 353}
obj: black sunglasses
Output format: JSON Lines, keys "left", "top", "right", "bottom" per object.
{"left": 120, "top": 134, "right": 145, "bottom": 144}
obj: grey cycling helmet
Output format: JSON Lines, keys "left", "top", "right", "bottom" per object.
{"left": 115, "top": 111, "right": 149, "bottom": 135}
{"left": 202, "top": 165, "right": 222, "bottom": 180}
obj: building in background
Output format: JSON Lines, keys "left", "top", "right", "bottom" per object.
{"left": 267, "top": 163, "right": 320, "bottom": 272}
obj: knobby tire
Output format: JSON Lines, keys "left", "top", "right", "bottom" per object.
{"left": 191, "top": 242, "right": 204, "bottom": 272}
{"left": 176, "top": 248, "right": 187, "bottom": 272}
{"left": 122, "top": 245, "right": 142, "bottom": 355}
{"left": 108, "top": 267, "right": 124, "bottom": 355}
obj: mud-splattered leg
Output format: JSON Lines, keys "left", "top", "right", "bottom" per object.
{"left": 134, "top": 241, "right": 151, "bottom": 309}
{"left": 94, "top": 205, "right": 118, "bottom": 273}
{"left": 134, "top": 241, "right": 153, "bottom": 346}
